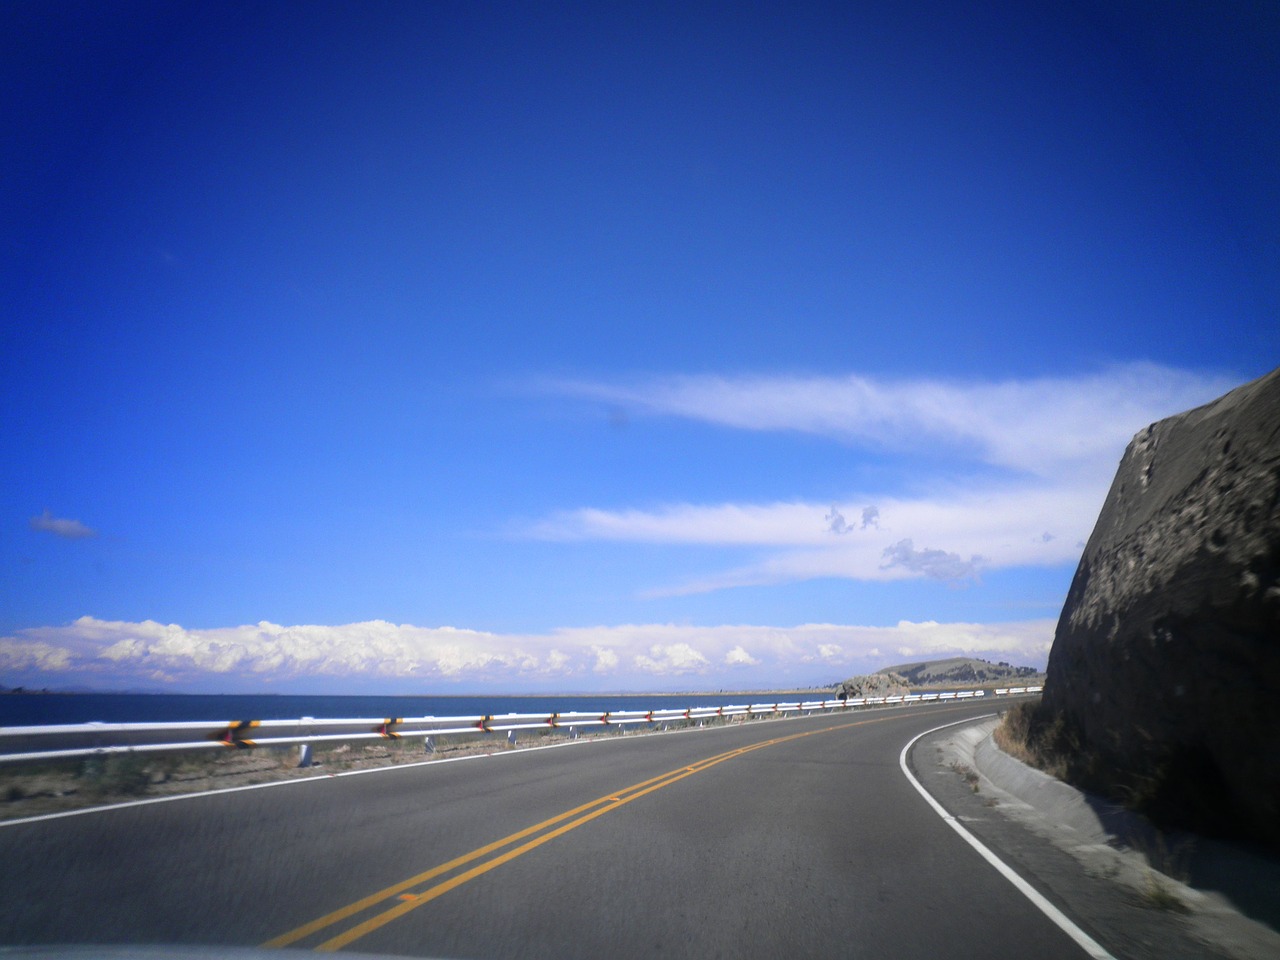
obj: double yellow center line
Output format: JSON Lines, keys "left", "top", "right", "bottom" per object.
{"left": 262, "top": 712, "right": 901, "bottom": 952}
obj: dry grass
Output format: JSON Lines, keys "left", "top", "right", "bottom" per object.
{"left": 996, "top": 700, "right": 1251, "bottom": 854}
{"left": 995, "top": 703, "right": 1200, "bottom": 914}
{"left": 1138, "top": 870, "right": 1188, "bottom": 912}
{"left": 993, "top": 700, "right": 1071, "bottom": 780}
{"left": 0, "top": 735, "right": 521, "bottom": 820}
{"left": 950, "top": 761, "right": 981, "bottom": 792}
{"left": 0, "top": 716, "right": 740, "bottom": 821}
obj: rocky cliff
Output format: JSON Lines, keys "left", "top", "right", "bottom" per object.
{"left": 1040, "top": 366, "right": 1280, "bottom": 848}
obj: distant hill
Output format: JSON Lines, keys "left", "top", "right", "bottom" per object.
{"left": 875, "top": 657, "right": 1040, "bottom": 686}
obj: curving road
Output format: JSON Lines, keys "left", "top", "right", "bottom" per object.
{"left": 1, "top": 702, "right": 1104, "bottom": 959}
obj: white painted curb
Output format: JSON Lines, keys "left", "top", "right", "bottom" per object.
{"left": 899, "top": 715, "right": 1116, "bottom": 960}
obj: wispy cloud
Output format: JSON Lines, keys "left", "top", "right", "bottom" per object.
{"left": 29, "top": 510, "right": 97, "bottom": 540}
{"left": 1, "top": 616, "right": 1056, "bottom": 692}
{"left": 545, "top": 363, "right": 1234, "bottom": 477}
{"left": 531, "top": 364, "right": 1234, "bottom": 594}
{"left": 533, "top": 481, "right": 1100, "bottom": 594}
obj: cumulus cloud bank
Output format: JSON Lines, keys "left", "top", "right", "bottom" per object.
{"left": 1, "top": 616, "right": 1055, "bottom": 692}
{"left": 532, "top": 364, "right": 1233, "bottom": 595}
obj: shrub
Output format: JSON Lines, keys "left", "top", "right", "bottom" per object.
{"left": 80, "top": 754, "right": 154, "bottom": 797}
{"left": 994, "top": 701, "right": 1071, "bottom": 780}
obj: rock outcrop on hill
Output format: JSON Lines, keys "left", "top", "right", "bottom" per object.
{"left": 879, "top": 656, "right": 1039, "bottom": 686}
{"left": 835, "top": 672, "right": 909, "bottom": 699}
{"left": 1040, "top": 367, "right": 1280, "bottom": 848}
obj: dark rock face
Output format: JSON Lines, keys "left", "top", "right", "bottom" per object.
{"left": 1041, "top": 367, "right": 1280, "bottom": 848}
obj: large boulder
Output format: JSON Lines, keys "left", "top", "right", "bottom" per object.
{"left": 1040, "top": 367, "right": 1280, "bottom": 848}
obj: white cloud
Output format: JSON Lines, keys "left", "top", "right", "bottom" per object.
{"left": 633, "top": 642, "right": 711, "bottom": 675}
{"left": 529, "top": 365, "right": 1234, "bottom": 595}
{"left": 546, "top": 364, "right": 1234, "bottom": 478}
{"left": 535, "top": 480, "right": 1100, "bottom": 594}
{"left": 531, "top": 501, "right": 826, "bottom": 545}
{"left": 590, "top": 646, "right": 620, "bottom": 673}
{"left": 0, "top": 616, "right": 1056, "bottom": 691}
{"left": 5, "top": 366, "right": 1226, "bottom": 693}
{"left": 880, "top": 538, "right": 983, "bottom": 583}
{"left": 29, "top": 510, "right": 97, "bottom": 540}
{"left": 0, "top": 639, "right": 74, "bottom": 671}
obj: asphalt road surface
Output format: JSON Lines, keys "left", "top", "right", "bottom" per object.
{"left": 1, "top": 702, "right": 1106, "bottom": 959}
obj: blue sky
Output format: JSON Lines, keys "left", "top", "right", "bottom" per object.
{"left": 2, "top": 1, "right": 1276, "bottom": 694}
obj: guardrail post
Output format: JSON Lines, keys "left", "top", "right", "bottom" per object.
{"left": 424, "top": 736, "right": 435, "bottom": 754}
{"left": 218, "top": 719, "right": 260, "bottom": 749}
{"left": 297, "top": 717, "right": 314, "bottom": 767}
{"left": 507, "top": 729, "right": 517, "bottom": 747}
{"left": 569, "top": 726, "right": 578, "bottom": 740}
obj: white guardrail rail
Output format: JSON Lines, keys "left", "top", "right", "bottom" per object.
{"left": 0, "top": 687, "right": 1041, "bottom": 766}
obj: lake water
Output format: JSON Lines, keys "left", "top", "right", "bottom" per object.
{"left": 0, "top": 691, "right": 822, "bottom": 727}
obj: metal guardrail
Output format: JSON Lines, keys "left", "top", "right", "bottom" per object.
{"left": 0, "top": 686, "right": 1041, "bottom": 766}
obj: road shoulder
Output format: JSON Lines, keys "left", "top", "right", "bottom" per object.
{"left": 910, "top": 717, "right": 1280, "bottom": 960}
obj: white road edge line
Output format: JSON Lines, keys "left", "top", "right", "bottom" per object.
{"left": 899, "top": 715, "right": 1116, "bottom": 960}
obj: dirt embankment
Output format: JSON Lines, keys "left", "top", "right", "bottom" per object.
{"left": 0, "top": 735, "right": 548, "bottom": 821}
